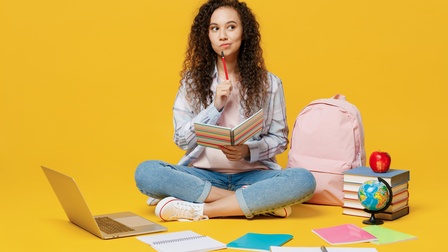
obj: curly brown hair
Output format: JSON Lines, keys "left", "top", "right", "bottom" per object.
{"left": 180, "top": 0, "right": 268, "bottom": 117}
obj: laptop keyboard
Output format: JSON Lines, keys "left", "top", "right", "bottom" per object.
{"left": 95, "top": 216, "right": 135, "bottom": 234}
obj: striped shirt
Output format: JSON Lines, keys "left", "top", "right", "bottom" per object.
{"left": 173, "top": 67, "right": 289, "bottom": 170}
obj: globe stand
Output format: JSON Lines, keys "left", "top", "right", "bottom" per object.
{"left": 361, "top": 177, "right": 393, "bottom": 225}
{"left": 363, "top": 210, "right": 385, "bottom": 225}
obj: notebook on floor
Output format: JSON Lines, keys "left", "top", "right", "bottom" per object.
{"left": 41, "top": 166, "right": 167, "bottom": 239}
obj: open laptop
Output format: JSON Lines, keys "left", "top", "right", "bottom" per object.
{"left": 41, "top": 166, "right": 167, "bottom": 239}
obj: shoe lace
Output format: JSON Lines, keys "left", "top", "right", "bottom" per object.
{"left": 171, "top": 201, "right": 209, "bottom": 221}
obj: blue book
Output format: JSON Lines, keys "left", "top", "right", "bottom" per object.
{"left": 343, "top": 166, "right": 410, "bottom": 187}
{"left": 227, "top": 232, "right": 293, "bottom": 251}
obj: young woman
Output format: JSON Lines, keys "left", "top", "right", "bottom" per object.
{"left": 135, "top": 0, "right": 316, "bottom": 221}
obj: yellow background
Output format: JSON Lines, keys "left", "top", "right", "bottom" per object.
{"left": 1, "top": 0, "right": 447, "bottom": 251}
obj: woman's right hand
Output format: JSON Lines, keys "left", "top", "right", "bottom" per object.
{"left": 214, "top": 80, "right": 233, "bottom": 111}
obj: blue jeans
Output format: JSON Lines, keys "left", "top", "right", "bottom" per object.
{"left": 134, "top": 160, "right": 316, "bottom": 218}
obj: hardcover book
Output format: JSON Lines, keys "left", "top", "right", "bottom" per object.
{"left": 342, "top": 206, "right": 410, "bottom": 220}
{"left": 194, "top": 109, "right": 263, "bottom": 149}
{"left": 343, "top": 181, "right": 408, "bottom": 194}
{"left": 342, "top": 197, "right": 408, "bottom": 212}
{"left": 343, "top": 166, "right": 410, "bottom": 187}
{"left": 343, "top": 189, "right": 409, "bottom": 203}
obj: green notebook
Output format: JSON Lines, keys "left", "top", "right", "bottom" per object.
{"left": 227, "top": 232, "right": 293, "bottom": 251}
{"left": 362, "top": 226, "right": 417, "bottom": 244}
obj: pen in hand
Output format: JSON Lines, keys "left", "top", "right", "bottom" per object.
{"left": 220, "top": 51, "right": 229, "bottom": 80}
{"left": 320, "top": 246, "right": 328, "bottom": 252}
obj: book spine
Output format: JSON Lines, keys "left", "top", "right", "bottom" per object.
{"left": 342, "top": 167, "right": 410, "bottom": 187}
{"left": 342, "top": 206, "right": 410, "bottom": 220}
{"left": 342, "top": 198, "right": 409, "bottom": 213}
{"left": 344, "top": 182, "right": 408, "bottom": 194}
{"left": 344, "top": 190, "right": 408, "bottom": 203}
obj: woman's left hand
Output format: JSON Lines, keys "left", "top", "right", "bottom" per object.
{"left": 219, "top": 145, "right": 250, "bottom": 161}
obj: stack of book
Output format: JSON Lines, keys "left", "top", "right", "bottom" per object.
{"left": 342, "top": 166, "right": 410, "bottom": 220}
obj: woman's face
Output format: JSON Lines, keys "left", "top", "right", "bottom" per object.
{"left": 208, "top": 7, "right": 243, "bottom": 59}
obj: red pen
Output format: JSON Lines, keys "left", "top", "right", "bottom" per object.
{"left": 221, "top": 51, "right": 229, "bottom": 80}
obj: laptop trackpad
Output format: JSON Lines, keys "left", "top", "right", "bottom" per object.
{"left": 115, "top": 216, "right": 155, "bottom": 227}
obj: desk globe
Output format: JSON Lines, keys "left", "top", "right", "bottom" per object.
{"left": 358, "top": 177, "right": 393, "bottom": 225}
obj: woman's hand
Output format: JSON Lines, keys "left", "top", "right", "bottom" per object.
{"left": 219, "top": 144, "right": 249, "bottom": 161}
{"left": 214, "top": 80, "right": 232, "bottom": 111}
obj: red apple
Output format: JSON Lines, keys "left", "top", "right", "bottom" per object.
{"left": 369, "top": 151, "right": 391, "bottom": 173}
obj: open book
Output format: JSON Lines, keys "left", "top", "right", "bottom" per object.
{"left": 194, "top": 109, "right": 263, "bottom": 149}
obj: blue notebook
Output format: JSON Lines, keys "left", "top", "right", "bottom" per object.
{"left": 227, "top": 232, "right": 293, "bottom": 251}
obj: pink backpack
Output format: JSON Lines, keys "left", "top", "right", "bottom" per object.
{"left": 287, "top": 94, "right": 366, "bottom": 206}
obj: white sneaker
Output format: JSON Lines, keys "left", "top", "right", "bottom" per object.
{"left": 155, "top": 197, "right": 209, "bottom": 221}
{"left": 263, "top": 206, "right": 292, "bottom": 218}
{"left": 146, "top": 197, "right": 161, "bottom": 206}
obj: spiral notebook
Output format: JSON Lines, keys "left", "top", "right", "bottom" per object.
{"left": 136, "top": 230, "right": 226, "bottom": 252}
